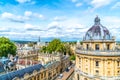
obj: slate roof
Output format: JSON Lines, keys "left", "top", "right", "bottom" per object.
{"left": 0, "top": 64, "right": 44, "bottom": 80}
{"left": 0, "top": 57, "right": 10, "bottom": 73}
{"left": 0, "top": 63, "right": 5, "bottom": 73}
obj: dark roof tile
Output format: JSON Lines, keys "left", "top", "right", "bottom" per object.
{"left": 0, "top": 64, "right": 44, "bottom": 80}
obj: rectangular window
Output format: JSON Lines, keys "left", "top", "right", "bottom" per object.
{"left": 96, "top": 70, "right": 99, "bottom": 75}
{"left": 77, "top": 74, "right": 79, "bottom": 80}
{"left": 95, "top": 44, "right": 99, "bottom": 50}
{"left": 96, "top": 61, "right": 99, "bottom": 67}
{"left": 117, "top": 61, "right": 120, "bottom": 66}
{"left": 108, "top": 71, "right": 110, "bottom": 75}
{"left": 86, "top": 44, "right": 89, "bottom": 50}
{"left": 118, "top": 71, "right": 120, "bottom": 75}
{"left": 107, "top": 44, "right": 110, "bottom": 50}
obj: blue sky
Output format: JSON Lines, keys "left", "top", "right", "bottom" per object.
{"left": 0, "top": 0, "right": 120, "bottom": 41}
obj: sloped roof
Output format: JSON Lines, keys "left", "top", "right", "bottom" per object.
{"left": 0, "top": 57, "right": 10, "bottom": 73}
{"left": 0, "top": 64, "right": 44, "bottom": 80}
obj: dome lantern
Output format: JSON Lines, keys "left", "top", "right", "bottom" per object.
{"left": 94, "top": 16, "right": 100, "bottom": 25}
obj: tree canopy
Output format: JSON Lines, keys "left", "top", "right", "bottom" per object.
{"left": 0, "top": 37, "right": 17, "bottom": 57}
{"left": 47, "top": 39, "right": 65, "bottom": 53}
{"left": 70, "top": 55, "right": 76, "bottom": 60}
{"left": 40, "top": 39, "right": 75, "bottom": 55}
{"left": 41, "top": 39, "right": 66, "bottom": 54}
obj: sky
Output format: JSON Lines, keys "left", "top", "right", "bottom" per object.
{"left": 0, "top": 0, "right": 120, "bottom": 41}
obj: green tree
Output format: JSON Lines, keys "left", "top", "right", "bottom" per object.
{"left": 40, "top": 39, "right": 66, "bottom": 54}
{"left": 47, "top": 39, "right": 62, "bottom": 53}
{"left": 56, "top": 43, "right": 65, "bottom": 53}
{"left": 64, "top": 43, "right": 71, "bottom": 55}
{"left": 70, "top": 55, "right": 76, "bottom": 60}
{"left": 40, "top": 46, "right": 47, "bottom": 53}
{"left": 0, "top": 37, "right": 17, "bottom": 57}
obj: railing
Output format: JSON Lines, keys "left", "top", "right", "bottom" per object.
{"left": 76, "top": 49, "right": 120, "bottom": 56}
{"left": 75, "top": 67, "right": 120, "bottom": 79}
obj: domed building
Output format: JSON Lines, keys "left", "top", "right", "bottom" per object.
{"left": 75, "top": 16, "right": 120, "bottom": 80}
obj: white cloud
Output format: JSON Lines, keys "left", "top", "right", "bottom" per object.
{"left": 0, "top": 27, "right": 10, "bottom": 32}
{"left": 103, "top": 16, "right": 120, "bottom": 28}
{"left": 43, "top": 17, "right": 87, "bottom": 39}
{"left": 59, "top": 18, "right": 86, "bottom": 29}
{"left": 24, "top": 11, "right": 32, "bottom": 17}
{"left": 101, "top": 16, "right": 120, "bottom": 39}
{"left": 22, "top": 18, "right": 86, "bottom": 39}
{"left": 76, "top": 3, "right": 82, "bottom": 7}
{"left": 48, "top": 21, "right": 60, "bottom": 27}
{"left": 71, "top": 0, "right": 78, "bottom": 3}
{"left": 24, "top": 24, "right": 34, "bottom": 29}
{"left": 16, "top": 0, "right": 31, "bottom": 3}
{"left": 33, "top": 13, "right": 44, "bottom": 19}
{"left": 111, "top": 2, "right": 120, "bottom": 9}
{"left": 1, "top": 12, "right": 13, "bottom": 19}
{"left": 1, "top": 11, "right": 44, "bottom": 23}
{"left": 53, "top": 16, "right": 66, "bottom": 21}
{"left": 91, "top": 0, "right": 112, "bottom": 9}
{"left": 1, "top": 12, "right": 26, "bottom": 23}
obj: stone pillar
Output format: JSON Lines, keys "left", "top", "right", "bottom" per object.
{"left": 114, "top": 60, "right": 117, "bottom": 76}
{"left": 91, "top": 58, "right": 94, "bottom": 75}
{"left": 81, "top": 57, "right": 83, "bottom": 71}
{"left": 102, "top": 59, "right": 105, "bottom": 76}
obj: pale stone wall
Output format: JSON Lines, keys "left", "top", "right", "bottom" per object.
{"left": 75, "top": 53, "right": 120, "bottom": 80}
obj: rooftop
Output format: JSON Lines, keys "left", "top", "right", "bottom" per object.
{"left": 0, "top": 64, "right": 44, "bottom": 80}
{"left": 44, "top": 60, "right": 60, "bottom": 68}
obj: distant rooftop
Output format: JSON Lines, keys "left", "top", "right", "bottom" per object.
{"left": 44, "top": 61, "right": 60, "bottom": 68}
{"left": 0, "top": 64, "right": 44, "bottom": 80}
{"left": 0, "top": 57, "right": 10, "bottom": 74}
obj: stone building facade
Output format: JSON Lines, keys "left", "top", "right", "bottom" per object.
{"left": 0, "top": 53, "right": 70, "bottom": 80}
{"left": 75, "top": 16, "right": 120, "bottom": 80}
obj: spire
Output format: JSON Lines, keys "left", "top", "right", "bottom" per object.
{"left": 94, "top": 15, "right": 100, "bottom": 25}
{"left": 38, "top": 36, "right": 40, "bottom": 42}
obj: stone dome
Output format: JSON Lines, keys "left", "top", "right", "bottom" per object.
{"left": 84, "top": 16, "right": 111, "bottom": 40}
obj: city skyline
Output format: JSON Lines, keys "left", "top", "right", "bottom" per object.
{"left": 0, "top": 0, "right": 120, "bottom": 41}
